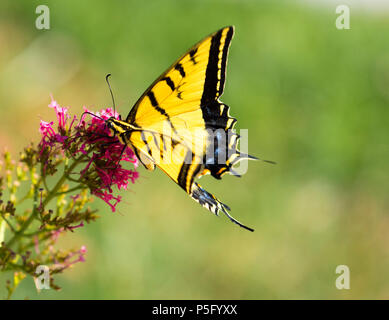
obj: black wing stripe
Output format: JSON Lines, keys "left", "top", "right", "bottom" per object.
{"left": 162, "top": 76, "right": 175, "bottom": 91}
{"left": 141, "top": 131, "right": 153, "bottom": 157}
{"left": 201, "top": 27, "right": 234, "bottom": 105}
{"left": 189, "top": 48, "right": 198, "bottom": 65}
{"left": 219, "top": 27, "right": 234, "bottom": 97}
{"left": 146, "top": 90, "right": 181, "bottom": 140}
{"left": 147, "top": 91, "right": 159, "bottom": 107}
{"left": 201, "top": 29, "right": 222, "bottom": 105}
{"left": 177, "top": 152, "right": 202, "bottom": 193}
{"left": 177, "top": 153, "right": 192, "bottom": 191}
{"left": 174, "top": 63, "right": 186, "bottom": 78}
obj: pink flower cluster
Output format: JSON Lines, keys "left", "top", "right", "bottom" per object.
{"left": 51, "top": 245, "right": 88, "bottom": 272}
{"left": 38, "top": 97, "right": 139, "bottom": 212}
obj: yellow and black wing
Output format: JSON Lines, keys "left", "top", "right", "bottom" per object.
{"left": 126, "top": 26, "right": 256, "bottom": 231}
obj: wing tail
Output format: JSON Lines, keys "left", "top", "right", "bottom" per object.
{"left": 191, "top": 182, "right": 254, "bottom": 232}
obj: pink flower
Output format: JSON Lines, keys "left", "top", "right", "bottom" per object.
{"left": 76, "top": 245, "right": 87, "bottom": 263}
{"left": 39, "top": 97, "right": 139, "bottom": 212}
{"left": 54, "top": 245, "right": 88, "bottom": 271}
{"left": 39, "top": 120, "right": 55, "bottom": 136}
{"left": 49, "top": 96, "right": 71, "bottom": 131}
{"left": 38, "top": 99, "right": 69, "bottom": 157}
{"left": 67, "top": 222, "right": 84, "bottom": 232}
{"left": 92, "top": 190, "right": 122, "bottom": 212}
{"left": 51, "top": 228, "right": 64, "bottom": 242}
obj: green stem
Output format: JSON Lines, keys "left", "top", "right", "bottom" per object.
{"left": 0, "top": 214, "right": 16, "bottom": 233}
{"left": 5, "top": 156, "right": 84, "bottom": 248}
{"left": 42, "top": 176, "right": 51, "bottom": 194}
{"left": 54, "top": 184, "right": 83, "bottom": 196}
{"left": 15, "top": 177, "right": 42, "bottom": 205}
{"left": 0, "top": 218, "right": 6, "bottom": 244}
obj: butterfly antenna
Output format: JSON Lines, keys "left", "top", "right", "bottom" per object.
{"left": 105, "top": 74, "right": 117, "bottom": 116}
{"left": 78, "top": 111, "right": 105, "bottom": 127}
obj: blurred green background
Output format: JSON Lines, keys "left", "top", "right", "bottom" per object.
{"left": 1, "top": 0, "right": 389, "bottom": 299}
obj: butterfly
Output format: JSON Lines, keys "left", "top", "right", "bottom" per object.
{"left": 103, "top": 26, "right": 267, "bottom": 232}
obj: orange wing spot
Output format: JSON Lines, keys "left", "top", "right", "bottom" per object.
{"left": 217, "top": 168, "right": 226, "bottom": 175}
{"left": 198, "top": 168, "right": 210, "bottom": 177}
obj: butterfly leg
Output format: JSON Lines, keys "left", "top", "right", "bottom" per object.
{"left": 113, "top": 145, "right": 127, "bottom": 170}
{"left": 100, "top": 139, "right": 120, "bottom": 149}
{"left": 79, "top": 131, "right": 115, "bottom": 145}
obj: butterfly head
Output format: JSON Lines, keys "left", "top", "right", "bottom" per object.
{"left": 105, "top": 117, "right": 131, "bottom": 138}
{"left": 105, "top": 117, "right": 119, "bottom": 137}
